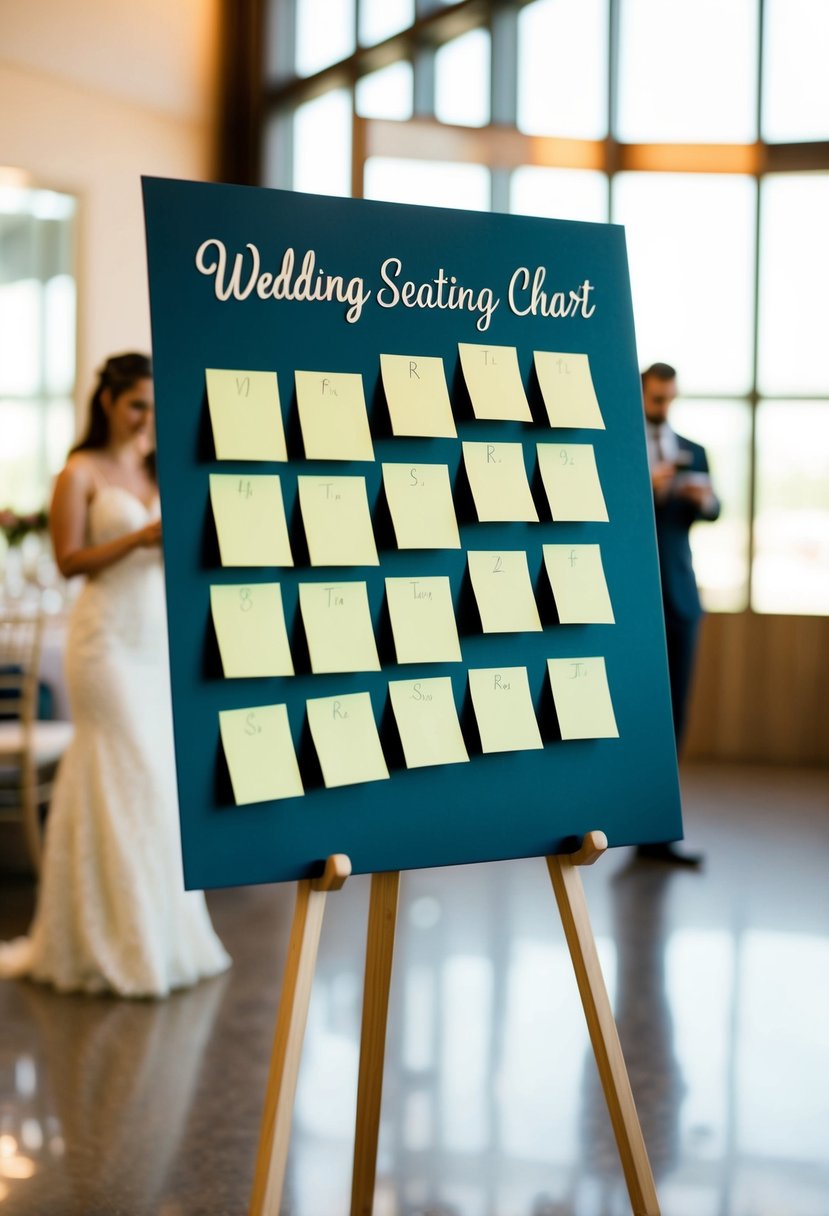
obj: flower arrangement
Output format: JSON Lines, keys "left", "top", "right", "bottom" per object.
{"left": 0, "top": 508, "right": 49, "bottom": 547}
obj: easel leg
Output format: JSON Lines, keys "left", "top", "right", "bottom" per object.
{"left": 547, "top": 839, "right": 660, "bottom": 1216}
{"left": 351, "top": 871, "right": 400, "bottom": 1216}
{"left": 250, "top": 856, "right": 351, "bottom": 1216}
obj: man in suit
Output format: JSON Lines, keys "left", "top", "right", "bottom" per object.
{"left": 639, "top": 362, "right": 720, "bottom": 866}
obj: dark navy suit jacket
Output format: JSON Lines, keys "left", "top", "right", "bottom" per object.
{"left": 654, "top": 434, "right": 720, "bottom": 623}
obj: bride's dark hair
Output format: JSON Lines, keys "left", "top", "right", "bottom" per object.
{"left": 72, "top": 353, "right": 155, "bottom": 476}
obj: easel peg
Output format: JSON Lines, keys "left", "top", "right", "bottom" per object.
{"left": 570, "top": 830, "right": 609, "bottom": 867}
{"left": 312, "top": 852, "right": 352, "bottom": 891}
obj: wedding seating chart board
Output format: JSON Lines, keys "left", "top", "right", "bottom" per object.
{"left": 142, "top": 178, "right": 682, "bottom": 889}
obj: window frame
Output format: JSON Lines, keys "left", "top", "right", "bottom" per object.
{"left": 252, "top": 0, "right": 829, "bottom": 616}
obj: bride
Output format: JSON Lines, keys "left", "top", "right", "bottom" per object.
{"left": 0, "top": 353, "right": 230, "bottom": 996}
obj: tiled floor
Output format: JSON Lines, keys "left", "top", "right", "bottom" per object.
{"left": 1, "top": 763, "right": 827, "bottom": 1216}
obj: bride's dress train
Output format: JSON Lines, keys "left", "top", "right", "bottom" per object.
{"left": 0, "top": 487, "right": 230, "bottom": 996}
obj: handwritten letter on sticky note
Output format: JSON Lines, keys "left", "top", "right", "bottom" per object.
{"left": 534, "top": 352, "right": 605, "bottom": 430}
{"left": 206, "top": 369, "right": 288, "bottom": 461}
{"left": 298, "top": 476, "right": 379, "bottom": 566}
{"left": 210, "top": 583, "right": 294, "bottom": 677}
{"left": 385, "top": 575, "right": 462, "bottom": 664}
{"left": 306, "top": 691, "right": 389, "bottom": 788}
{"left": 458, "top": 343, "right": 532, "bottom": 421}
{"left": 219, "top": 704, "right": 303, "bottom": 805}
{"left": 547, "top": 656, "right": 619, "bottom": 740}
{"left": 462, "top": 441, "right": 538, "bottom": 523}
{"left": 382, "top": 463, "right": 461, "bottom": 549}
{"left": 380, "top": 354, "right": 456, "bottom": 438}
{"left": 468, "top": 666, "right": 543, "bottom": 753}
{"left": 389, "top": 677, "right": 469, "bottom": 769}
{"left": 467, "top": 550, "right": 542, "bottom": 634}
{"left": 299, "top": 581, "right": 380, "bottom": 674}
{"left": 210, "top": 474, "right": 294, "bottom": 567}
{"left": 536, "top": 443, "right": 609, "bottom": 522}
{"left": 543, "top": 544, "right": 614, "bottom": 624}
{"left": 295, "top": 370, "right": 374, "bottom": 461}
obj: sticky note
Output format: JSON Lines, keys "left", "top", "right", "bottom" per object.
{"left": 385, "top": 576, "right": 462, "bottom": 664}
{"left": 298, "top": 581, "right": 380, "bottom": 674}
{"left": 468, "top": 666, "right": 543, "bottom": 754}
{"left": 210, "top": 583, "right": 294, "bottom": 677}
{"left": 534, "top": 352, "right": 605, "bottom": 429}
{"left": 536, "top": 443, "right": 609, "bottom": 522}
{"left": 205, "top": 368, "right": 288, "bottom": 461}
{"left": 467, "top": 551, "right": 542, "bottom": 633}
{"left": 547, "top": 656, "right": 619, "bottom": 740}
{"left": 306, "top": 691, "right": 389, "bottom": 788}
{"left": 458, "top": 343, "right": 532, "bottom": 422}
{"left": 388, "top": 677, "right": 469, "bottom": 769}
{"left": 298, "top": 476, "right": 379, "bottom": 566}
{"left": 219, "top": 704, "right": 303, "bottom": 805}
{"left": 543, "top": 545, "right": 614, "bottom": 624}
{"left": 380, "top": 354, "right": 456, "bottom": 438}
{"left": 382, "top": 463, "right": 461, "bottom": 549}
{"left": 462, "top": 442, "right": 538, "bottom": 523}
{"left": 295, "top": 370, "right": 374, "bottom": 461}
{"left": 210, "top": 474, "right": 294, "bottom": 567}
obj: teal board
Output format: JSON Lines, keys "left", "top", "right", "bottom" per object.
{"left": 141, "top": 177, "right": 682, "bottom": 890}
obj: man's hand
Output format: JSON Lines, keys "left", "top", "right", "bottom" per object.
{"left": 675, "top": 481, "right": 712, "bottom": 510}
{"left": 651, "top": 461, "right": 675, "bottom": 497}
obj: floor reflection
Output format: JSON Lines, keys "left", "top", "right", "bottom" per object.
{"left": 0, "top": 972, "right": 228, "bottom": 1215}
{"left": 0, "top": 764, "right": 827, "bottom": 1215}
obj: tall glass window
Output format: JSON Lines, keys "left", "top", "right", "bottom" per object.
{"left": 262, "top": 0, "right": 829, "bottom": 617}
{"left": 0, "top": 185, "right": 76, "bottom": 514}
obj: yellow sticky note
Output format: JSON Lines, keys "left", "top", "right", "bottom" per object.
{"left": 298, "top": 475, "right": 379, "bottom": 567}
{"left": 388, "top": 677, "right": 469, "bottom": 769}
{"left": 467, "top": 550, "right": 542, "bottom": 634}
{"left": 306, "top": 691, "right": 389, "bottom": 788}
{"left": 210, "top": 583, "right": 294, "bottom": 677}
{"left": 536, "top": 443, "right": 609, "bottom": 522}
{"left": 542, "top": 545, "right": 614, "bottom": 624}
{"left": 298, "top": 581, "right": 380, "bottom": 674}
{"left": 295, "top": 370, "right": 374, "bottom": 461}
{"left": 458, "top": 343, "right": 532, "bottom": 421}
{"left": 468, "top": 666, "right": 543, "bottom": 754}
{"left": 219, "top": 704, "right": 304, "bottom": 805}
{"left": 380, "top": 354, "right": 457, "bottom": 438}
{"left": 205, "top": 368, "right": 288, "bottom": 461}
{"left": 385, "top": 576, "right": 462, "bottom": 664}
{"left": 547, "top": 656, "right": 619, "bottom": 740}
{"left": 382, "top": 463, "right": 461, "bottom": 550}
{"left": 462, "top": 441, "right": 538, "bottom": 523}
{"left": 534, "top": 352, "right": 605, "bottom": 430}
{"left": 209, "top": 474, "right": 294, "bottom": 567}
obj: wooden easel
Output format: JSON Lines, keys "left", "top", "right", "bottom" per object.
{"left": 249, "top": 835, "right": 660, "bottom": 1216}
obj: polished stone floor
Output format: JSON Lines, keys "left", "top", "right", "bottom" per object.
{"left": 1, "top": 763, "right": 827, "bottom": 1216}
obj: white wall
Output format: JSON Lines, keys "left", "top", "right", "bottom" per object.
{"left": 0, "top": 0, "right": 220, "bottom": 426}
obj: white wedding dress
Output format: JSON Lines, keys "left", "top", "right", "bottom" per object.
{"left": 0, "top": 486, "right": 231, "bottom": 997}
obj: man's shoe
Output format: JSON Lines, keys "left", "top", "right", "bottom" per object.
{"left": 635, "top": 843, "right": 703, "bottom": 868}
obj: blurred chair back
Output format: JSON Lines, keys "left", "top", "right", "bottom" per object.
{"left": 0, "top": 612, "right": 73, "bottom": 873}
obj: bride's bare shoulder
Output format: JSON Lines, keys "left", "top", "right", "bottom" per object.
{"left": 55, "top": 452, "right": 100, "bottom": 500}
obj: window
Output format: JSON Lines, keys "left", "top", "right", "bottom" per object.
{"left": 261, "top": 0, "right": 829, "bottom": 616}
{"left": 364, "top": 159, "right": 490, "bottom": 211}
{"left": 617, "top": 0, "right": 758, "bottom": 143}
{"left": 510, "top": 168, "right": 608, "bottom": 223}
{"left": 517, "top": 0, "right": 608, "bottom": 140}
{"left": 434, "top": 30, "right": 490, "bottom": 128}
{"left": 763, "top": 0, "right": 829, "bottom": 142}
{"left": 0, "top": 184, "right": 76, "bottom": 515}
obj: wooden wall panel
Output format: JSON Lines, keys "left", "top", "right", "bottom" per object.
{"left": 684, "top": 614, "right": 829, "bottom": 765}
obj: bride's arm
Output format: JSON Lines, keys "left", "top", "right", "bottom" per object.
{"left": 50, "top": 461, "right": 161, "bottom": 579}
